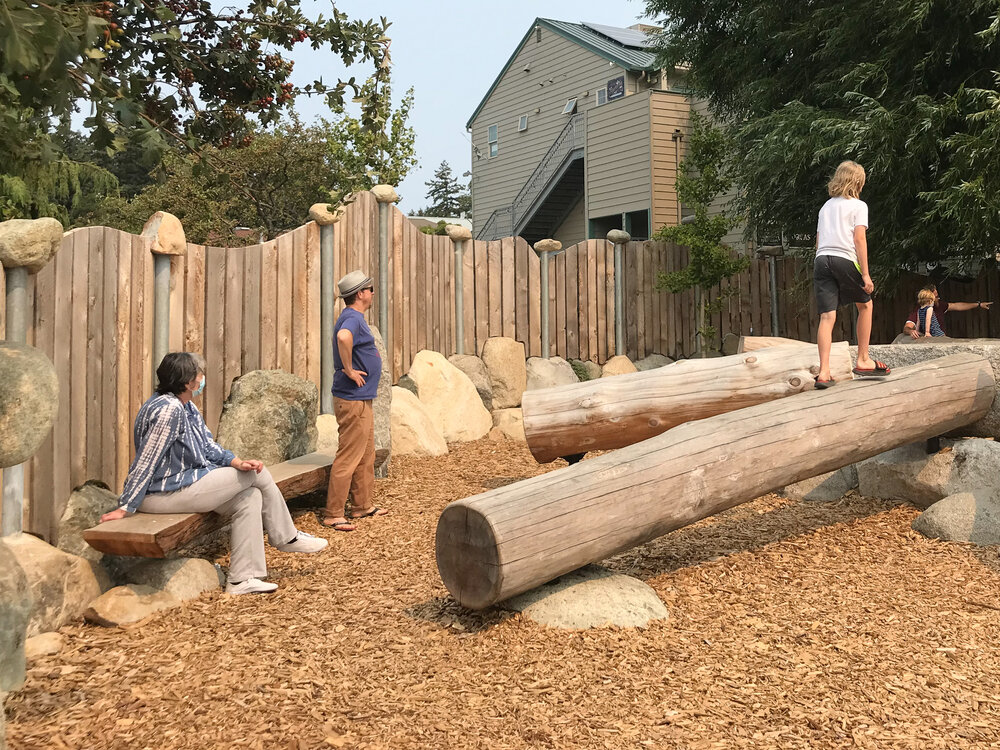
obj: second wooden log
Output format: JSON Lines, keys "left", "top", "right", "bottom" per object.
{"left": 522, "top": 342, "right": 853, "bottom": 463}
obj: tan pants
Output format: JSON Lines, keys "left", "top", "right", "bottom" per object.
{"left": 140, "top": 467, "right": 297, "bottom": 582}
{"left": 325, "top": 398, "right": 375, "bottom": 520}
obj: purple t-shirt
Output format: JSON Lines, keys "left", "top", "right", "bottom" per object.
{"left": 332, "top": 308, "right": 381, "bottom": 400}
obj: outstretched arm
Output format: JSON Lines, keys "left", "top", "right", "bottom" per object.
{"left": 947, "top": 301, "right": 992, "bottom": 312}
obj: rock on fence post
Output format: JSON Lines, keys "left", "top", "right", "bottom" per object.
{"left": 0, "top": 217, "right": 62, "bottom": 536}
{"left": 445, "top": 225, "right": 473, "bottom": 355}
{"left": 372, "top": 185, "right": 399, "bottom": 359}
{"left": 309, "top": 202, "right": 344, "bottom": 415}
{"left": 533, "top": 239, "right": 562, "bottom": 359}
{"left": 607, "top": 229, "right": 631, "bottom": 357}
{"left": 141, "top": 212, "right": 186, "bottom": 375}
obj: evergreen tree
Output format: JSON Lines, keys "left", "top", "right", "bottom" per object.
{"left": 420, "top": 161, "right": 467, "bottom": 216}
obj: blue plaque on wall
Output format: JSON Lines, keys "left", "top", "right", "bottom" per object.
{"left": 607, "top": 75, "right": 625, "bottom": 101}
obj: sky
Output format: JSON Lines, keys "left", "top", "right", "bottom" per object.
{"left": 292, "top": 0, "right": 651, "bottom": 213}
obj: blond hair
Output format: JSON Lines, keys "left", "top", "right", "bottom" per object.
{"left": 827, "top": 161, "right": 866, "bottom": 199}
{"left": 917, "top": 288, "right": 936, "bottom": 307}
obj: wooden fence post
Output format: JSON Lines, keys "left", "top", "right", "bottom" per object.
{"left": 372, "top": 185, "right": 399, "bottom": 356}
{"left": 0, "top": 217, "right": 62, "bottom": 536}
{"left": 309, "top": 202, "right": 343, "bottom": 414}
{"left": 607, "top": 229, "right": 631, "bottom": 356}
{"left": 141, "top": 212, "right": 186, "bottom": 373}
{"left": 533, "top": 239, "right": 562, "bottom": 358}
{"left": 445, "top": 225, "right": 473, "bottom": 355}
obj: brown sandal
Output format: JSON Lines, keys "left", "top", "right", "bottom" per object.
{"left": 321, "top": 518, "right": 356, "bottom": 532}
{"left": 349, "top": 506, "right": 388, "bottom": 520}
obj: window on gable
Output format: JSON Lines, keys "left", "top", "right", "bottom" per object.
{"left": 487, "top": 124, "right": 498, "bottom": 157}
{"left": 562, "top": 98, "right": 577, "bottom": 115}
{"left": 518, "top": 115, "right": 528, "bottom": 132}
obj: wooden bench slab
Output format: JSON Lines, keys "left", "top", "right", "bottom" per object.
{"left": 82, "top": 452, "right": 334, "bottom": 557}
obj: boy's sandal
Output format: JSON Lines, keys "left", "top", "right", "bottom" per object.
{"left": 814, "top": 378, "right": 835, "bottom": 389}
{"left": 853, "top": 360, "right": 891, "bottom": 376}
{"left": 321, "top": 518, "right": 356, "bottom": 532}
{"left": 349, "top": 506, "right": 388, "bottom": 520}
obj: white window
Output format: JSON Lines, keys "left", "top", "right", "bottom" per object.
{"left": 487, "top": 124, "right": 498, "bottom": 157}
{"left": 562, "top": 98, "right": 578, "bottom": 115}
{"left": 518, "top": 115, "right": 528, "bottom": 132}
{"left": 596, "top": 88, "right": 607, "bottom": 107}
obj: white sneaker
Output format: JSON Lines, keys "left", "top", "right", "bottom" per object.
{"left": 274, "top": 531, "right": 328, "bottom": 554}
{"left": 225, "top": 577, "right": 278, "bottom": 595}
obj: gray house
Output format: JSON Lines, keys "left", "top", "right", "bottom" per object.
{"left": 468, "top": 19, "right": 693, "bottom": 246}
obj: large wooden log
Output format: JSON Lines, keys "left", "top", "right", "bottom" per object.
{"left": 437, "top": 354, "right": 994, "bottom": 609}
{"left": 522, "top": 343, "right": 853, "bottom": 463}
{"left": 737, "top": 335, "right": 810, "bottom": 353}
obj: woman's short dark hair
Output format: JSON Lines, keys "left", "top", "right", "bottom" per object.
{"left": 155, "top": 352, "right": 206, "bottom": 396}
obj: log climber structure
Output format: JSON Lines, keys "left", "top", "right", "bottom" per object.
{"left": 522, "top": 342, "right": 853, "bottom": 463}
{"left": 436, "top": 354, "right": 994, "bottom": 609}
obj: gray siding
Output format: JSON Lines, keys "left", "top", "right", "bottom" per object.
{"left": 470, "top": 28, "right": 632, "bottom": 235}
{"left": 586, "top": 90, "right": 651, "bottom": 219}
{"left": 552, "top": 195, "right": 586, "bottom": 247}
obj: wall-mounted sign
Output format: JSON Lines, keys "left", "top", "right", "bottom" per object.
{"left": 607, "top": 75, "right": 625, "bottom": 101}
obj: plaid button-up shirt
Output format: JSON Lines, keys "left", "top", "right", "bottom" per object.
{"left": 118, "top": 393, "right": 236, "bottom": 513}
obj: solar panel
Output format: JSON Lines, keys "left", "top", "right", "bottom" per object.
{"left": 581, "top": 22, "right": 655, "bottom": 49}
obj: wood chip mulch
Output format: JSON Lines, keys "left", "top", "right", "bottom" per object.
{"left": 7, "top": 440, "right": 1000, "bottom": 749}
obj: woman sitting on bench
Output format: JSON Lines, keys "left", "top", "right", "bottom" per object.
{"left": 100, "top": 352, "right": 327, "bottom": 595}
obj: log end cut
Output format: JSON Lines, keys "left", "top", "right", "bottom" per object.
{"left": 435, "top": 502, "right": 502, "bottom": 610}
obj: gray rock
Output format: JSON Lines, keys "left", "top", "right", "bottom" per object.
{"left": 84, "top": 585, "right": 181, "bottom": 627}
{"left": 58, "top": 481, "right": 117, "bottom": 562}
{"left": 857, "top": 438, "right": 1000, "bottom": 509}
{"left": 783, "top": 465, "right": 859, "bottom": 502}
{"left": 481, "top": 337, "right": 527, "bottom": 409}
{"left": 0, "top": 217, "right": 63, "bottom": 273}
{"left": 448, "top": 354, "right": 493, "bottom": 411}
{"left": 216, "top": 370, "right": 318, "bottom": 466}
{"left": 861, "top": 341, "right": 1000, "bottom": 439}
{"left": 569, "top": 359, "right": 602, "bottom": 381}
{"left": 721, "top": 333, "right": 741, "bottom": 356}
{"left": 371, "top": 327, "right": 392, "bottom": 478}
{"left": 606, "top": 229, "right": 631, "bottom": 245}
{"left": 634, "top": 354, "right": 674, "bottom": 371}
{"left": 3, "top": 533, "right": 101, "bottom": 638}
{"left": 119, "top": 558, "right": 223, "bottom": 601}
{"left": 0, "top": 342, "right": 59, "bottom": 469}
{"left": 505, "top": 565, "right": 668, "bottom": 629}
{"left": 0, "top": 541, "right": 31, "bottom": 692}
{"left": 525, "top": 356, "right": 579, "bottom": 391}
{"left": 24, "top": 632, "right": 65, "bottom": 661}
{"left": 913, "top": 491, "right": 1000, "bottom": 546}
{"left": 397, "top": 374, "right": 419, "bottom": 397}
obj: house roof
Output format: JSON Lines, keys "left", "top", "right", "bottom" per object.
{"left": 466, "top": 18, "right": 661, "bottom": 129}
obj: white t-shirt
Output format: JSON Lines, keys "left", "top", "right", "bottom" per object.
{"left": 816, "top": 196, "right": 868, "bottom": 265}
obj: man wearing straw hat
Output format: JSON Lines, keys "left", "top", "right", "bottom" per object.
{"left": 323, "top": 270, "right": 389, "bottom": 531}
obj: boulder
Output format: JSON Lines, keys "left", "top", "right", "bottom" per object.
{"left": 480, "top": 337, "right": 526, "bottom": 409}
{"left": 3, "top": 533, "right": 101, "bottom": 637}
{"left": 634, "top": 354, "right": 674, "bottom": 371}
{"left": 525, "top": 356, "right": 579, "bottom": 391}
{"left": 396, "top": 374, "right": 419, "bottom": 397}
{"left": 371, "top": 185, "right": 399, "bottom": 204}
{"left": 0, "top": 542, "right": 31, "bottom": 691}
{"left": 389, "top": 387, "right": 448, "bottom": 457}
{"left": 216, "top": 370, "right": 318, "bottom": 465}
{"left": 0, "top": 217, "right": 63, "bottom": 273}
{"left": 316, "top": 413, "right": 339, "bottom": 456}
{"left": 569, "top": 359, "right": 602, "bottom": 382}
{"left": 601, "top": 355, "right": 637, "bottom": 377}
{"left": 448, "top": 354, "right": 493, "bottom": 411}
{"left": 308, "top": 203, "right": 343, "bottom": 226}
{"left": 533, "top": 239, "right": 562, "bottom": 254}
{"left": 444, "top": 225, "right": 472, "bottom": 242}
{"left": 857, "top": 438, "right": 1000, "bottom": 509}
{"left": 84, "top": 585, "right": 180, "bottom": 627}
{"left": 58, "top": 481, "right": 117, "bottom": 562}
{"left": 490, "top": 408, "right": 526, "bottom": 443}
{"left": 406, "top": 351, "right": 491, "bottom": 443}
{"left": 118, "top": 558, "right": 222, "bottom": 601}
{"left": 862, "top": 341, "right": 1000, "bottom": 439}
{"left": 913, "top": 491, "right": 1000, "bottom": 546}
{"left": 721, "top": 333, "right": 741, "bottom": 356}
{"left": 140, "top": 211, "right": 186, "bottom": 256}
{"left": 371, "top": 327, "right": 392, "bottom": 478}
{"left": 783, "top": 465, "right": 859, "bottom": 502}
{"left": 0, "top": 342, "right": 59, "bottom": 468}
{"left": 24, "top": 632, "right": 65, "bottom": 661}
{"left": 606, "top": 230, "right": 631, "bottom": 244}
{"left": 505, "top": 565, "right": 668, "bottom": 629}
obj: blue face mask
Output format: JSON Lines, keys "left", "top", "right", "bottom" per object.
{"left": 193, "top": 375, "right": 206, "bottom": 397}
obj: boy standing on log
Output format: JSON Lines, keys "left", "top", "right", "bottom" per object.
{"left": 813, "top": 160, "right": 890, "bottom": 388}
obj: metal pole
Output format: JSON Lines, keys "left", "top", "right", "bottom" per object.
{"left": 539, "top": 250, "right": 550, "bottom": 358}
{"left": 2, "top": 266, "right": 29, "bottom": 536}
{"left": 769, "top": 256, "right": 780, "bottom": 337}
{"left": 614, "top": 242, "right": 625, "bottom": 356}
{"left": 152, "top": 253, "right": 171, "bottom": 372}
{"left": 377, "top": 201, "right": 389, "bottom": 340}
{"left": 454, "top": 239, "right": 465, "bottom": 355}
{"left": 320, "top": 224, "right": 335, "bottom": 414}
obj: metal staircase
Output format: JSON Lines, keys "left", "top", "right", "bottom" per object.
{"left": 477, "top": 114, "right": 585, "bottom": 243}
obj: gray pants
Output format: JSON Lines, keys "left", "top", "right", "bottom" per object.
{"left": 140, "top": 467, "right": 297, "bottom": 582}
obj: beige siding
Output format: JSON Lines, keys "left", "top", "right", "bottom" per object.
{"left": 650, "top": 90, "right": 691, "bottom": 232}
{"left": 552, "top": 196, "right": 586, "bottom": 247}
{"left": 586, "top": 90, "right": 651, "bottom": 219}
{"left": 470, "top": 28, "right": 632, "bottom": 235}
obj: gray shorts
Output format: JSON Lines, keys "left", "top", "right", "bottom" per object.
{"left": 814, "top": 254, "right": 870, "bottom": 313}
